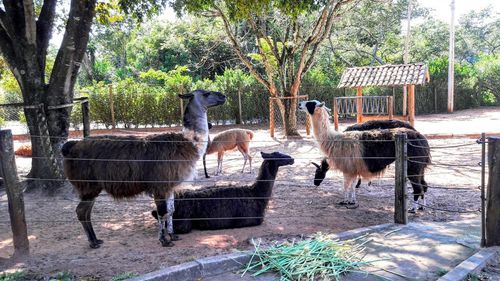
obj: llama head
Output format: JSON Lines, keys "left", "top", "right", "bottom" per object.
{"left": 298, "top": 100, "right": 331, "bottom": 115}
{"left": 311, "top": 158, "right": 329, "bottom": 186}
{"left": 261, "top": 151, "right": 294, "bottom": 167}
{"left": 179, "top": 89, "right": 226, "bottom": 111}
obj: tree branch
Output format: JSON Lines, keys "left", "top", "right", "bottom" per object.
{"left": 22, "top": 0, "right": 36, "bottom": 45}
{"left": 0, "top": 7, "right": 16, "bottom": 41}
{"left": 47, "top": 0, "right": 97, "bottom": 104}
{"left": 214, "top": 5, "right": 273, "bottom": 94}
{"left": 2, "top": 0, "right": 25, "bottom": 39}
{"left": 247, "top": 16, "right": 278, "bottom": 94}
{"left": 36, "top": 0, "right": 57, "bottom": 70}
{"left": 0, "top": 24, "right": 17, "bottom": 72}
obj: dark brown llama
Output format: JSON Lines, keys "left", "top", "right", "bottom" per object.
{"left": 62, "top": 89, "right": 226, "bottom": 248}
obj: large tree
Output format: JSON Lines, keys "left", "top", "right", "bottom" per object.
{"left": 0, "top": 0, "right": 165, "bottom": 193}
{"left": 175, "top": 0, "right": 356, "bottom": 136}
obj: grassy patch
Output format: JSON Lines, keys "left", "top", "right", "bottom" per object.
{"left": 0, "top": 271, "right": 27, "bottom": 281}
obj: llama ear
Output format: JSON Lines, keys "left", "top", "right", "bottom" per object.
{"left": 178, "top": 93, "right": 194, "bottom": 99}
{"left": 311, "top": 162, "right": 320, "bottom": 169}
{"left": 318, "top": 102, "right": 332, "bottom": 112}
{"left": 260, "top": 152, "right": 269, "bottom": 159}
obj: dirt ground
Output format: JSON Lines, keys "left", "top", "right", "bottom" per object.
{"left": 0, "top": 107, "right": 498, "bottom": 280}
{"left": 473, "top": 252, "right": 500, "bottom": 280}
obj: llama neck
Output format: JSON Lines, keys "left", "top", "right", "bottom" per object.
{"left": 253, "top": 161, "right": 279, "bottom": 197}
{"left": 311, "top": 110, "right": 341, "bottom": 141}
{"left": 182, "top": 101, "right": 209, "bottom": 156}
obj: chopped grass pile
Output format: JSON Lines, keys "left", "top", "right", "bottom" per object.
{"left": 242, "top": 233, "right": 376, "bottom": 281}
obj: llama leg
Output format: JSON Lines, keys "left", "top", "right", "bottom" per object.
{"left": 418, "top": 178, "right": 428, "bottom": 211}
{"left": 166, "top": 192, "right": 180, "bottom": 241}
{"left": 409, "top": 182, "right": 420, "bottom": 214}
{"left": 339, "top": 175, "right": 355, "bottom": 205}
{"left": 154, "top": 196, "right": 173, "bottom": 247}
{"left": 215, "top": 151, "right": 223, "bottom": 175}
{"left": 76, "top": 198, "right": 102, "bottom": 248}
{"left": 248, "top": 154, "right": 252, "bottom": 173}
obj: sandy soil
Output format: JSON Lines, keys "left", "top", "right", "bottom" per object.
{"left": 0, "top": 107, "right": 497, "bottom": 280}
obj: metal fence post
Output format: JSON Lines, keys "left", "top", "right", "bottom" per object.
{"left": 0, "top": 129, "right": 30, "bottom": 257}
{"left": 480, "top": 133, "right": 486, "bottom": 247}
{"left": 395, "top": 133, "right": 408, "bottom": 224}
{"left": 486, "top": 136, "right": 500, "bottom": 246}
{"left": 81, "top": 98, "right": 90, "bottom": 138}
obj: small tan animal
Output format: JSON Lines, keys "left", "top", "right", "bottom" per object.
{"left": 205, "top": 128, "right": 254, "bottom": 175}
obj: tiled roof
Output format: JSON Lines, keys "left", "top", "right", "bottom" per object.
{"left": 337, "top": 63, "right": 429, "bottom": 88}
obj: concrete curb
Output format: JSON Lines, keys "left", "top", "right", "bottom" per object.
{"left": 129, "top": 223, "right": 395, "bottom": 281}
{"left": 437, "top": 247, "right": 499, "bottom": 281}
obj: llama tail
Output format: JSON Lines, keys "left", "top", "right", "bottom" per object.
{"left": 61, "top": 140, "right": 78, "bottom": 157}
{"left": 246, "top": 130, "right": 254, "bottom": 140}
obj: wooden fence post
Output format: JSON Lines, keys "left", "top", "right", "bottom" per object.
{"left": 81, "top": 98, "right": 90, "bottom": 138}
{"left": 0, "top": 129, "right": 29, "bottom": 257}
{"left": 395, "top": 133, "right": 408, "bottom": 224}
{"left": 269, "top": 99, "right": 275, "bottom": 138}
{"left": 486, "top": 136, "right": 500, "bottom": 246}
{"left": 387, "top": 96, "right": 394, "bottom": 120}
{"left": 108, "top": 84, "right": 116, "bottom": 129}
{"left": 333, "top": 99, "right": 339, "bottom": 131}
{"left": 356, "top": 87, "right": 363, "bottom": 123}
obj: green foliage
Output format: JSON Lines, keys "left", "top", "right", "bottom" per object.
{"left": 109, "top": 272, "right": 138, "bottom": 281}
{"left": 47, "top": 272, "right": 73, "bottom": 281}
{"left": 475, "top": 55, "right": 500, "bottom": 105}
{"left": 179, "top": 0, "right": 328, "bottom": 20}
{"left": 0, "top": 271, "right": 26, "bottom": 281}
{"left": 81, "top": 79, "right": 183, "bottom": 128}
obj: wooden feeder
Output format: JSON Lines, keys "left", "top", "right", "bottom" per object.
{"left": 336, "top": 63, "right": 430, "bottom": 128}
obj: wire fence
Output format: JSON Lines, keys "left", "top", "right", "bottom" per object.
{"left": 0, "top": 128, "right": 494, "bottom": 259}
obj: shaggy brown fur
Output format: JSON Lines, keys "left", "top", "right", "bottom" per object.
{"left": 300, "top": 100, "right": 430, "bottom": 207}
{"left": 63, "top": 134, "right": 198, "bottom": 199}
{"left": 62, "top": 89, "right": 226, "bottom": 249}
{"left": 205, "top": 128, "right": 254, "bottom": 175}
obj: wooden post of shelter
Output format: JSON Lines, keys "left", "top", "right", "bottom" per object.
{"left": 337, "top": 63, "right": 429, "bottom": 127}
{"left": 0, "top": 130, "right": 30, "bottom": 257}
{"left": 402, "top": 85, "right": 408, "bottom": 117}
{"left": 486, "top": 136, "right": 500, "bottom": 246}
{"left": 387, "top": 96, "right": 394, "bottom": 120}
{"left": 394, "top": 133, "right": 408, "bottom": 224}
{"left": 408, "top": 84, "right": 415, "bottom": 127}
{"left": 108, "top": 84, "right": 116, "bottom": 129}
{"left": 269, "top": 98, "right": 275, "bottom": 138}
{"left": 356, "top": 87, "right": 363, "bottom": 123}
{"left": 81, "top": 98, "right": 90, "bottom": 138}
{"left": 333, "top": 99, "right": 339, "bottom": 131}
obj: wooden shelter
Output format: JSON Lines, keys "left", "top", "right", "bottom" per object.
{"left": 337, "top": 63, "right": 430, "bottom": 127}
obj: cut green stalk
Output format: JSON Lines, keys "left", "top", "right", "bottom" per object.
{"left": 242, "top": 233, "right": 384, "bottom": 281}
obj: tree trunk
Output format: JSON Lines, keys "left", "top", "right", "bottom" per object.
{"left": 274, "top": 93, "right": 300, "bottom": 137}
{"left": 284, "top": 98, "right": 299, "bottom": 136}
{"left": 0, "top": 0, "right": 96, "bottom": 194}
